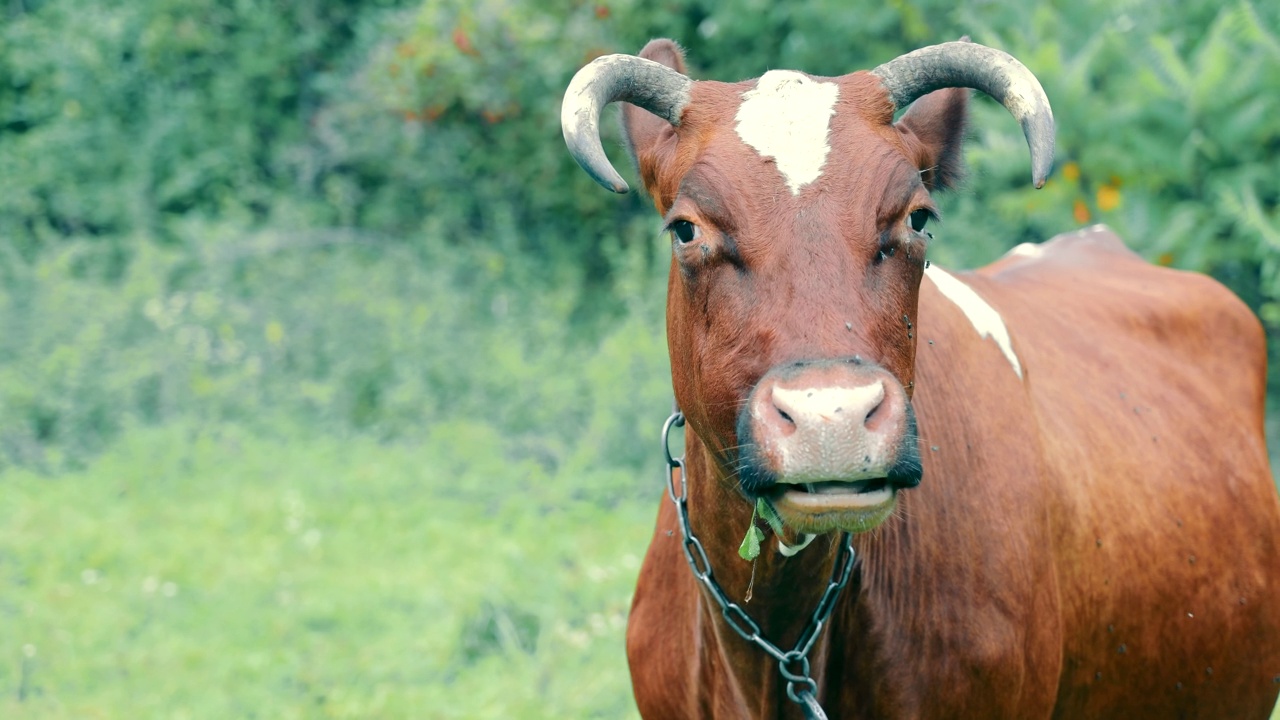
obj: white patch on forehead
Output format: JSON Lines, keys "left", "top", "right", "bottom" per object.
{"left": 924, "top": 265, "right": 1022, "bottom": 378}
{"left": 734, "top": 70, "right": 839, "bottom": 195}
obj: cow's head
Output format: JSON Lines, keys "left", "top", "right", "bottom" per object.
{"left": 562, "top": 41, "right": 1052, "bottom": 534}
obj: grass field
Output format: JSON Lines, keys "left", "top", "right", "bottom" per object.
{"left": 1, "top": 423, "right": 653, "bottom": 718}
{"left": 5, "top": 425, "right": 1280, "bottom": 718}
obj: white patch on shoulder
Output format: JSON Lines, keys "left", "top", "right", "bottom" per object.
{"left": 1007, "top": 242, "right": 1044, "bottom": 259}
{"left": 734, "top": 71, "right": 839, "bottom": 195}
{"left": 924, "top": 265, "right": 1022, "bottom": 378}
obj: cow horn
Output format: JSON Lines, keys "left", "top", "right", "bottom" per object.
{"left": 561, "top": 54, "right": 693, "bottom": 193}
{"left": 871, "top": 41, "right": 1055, "bottom": 188}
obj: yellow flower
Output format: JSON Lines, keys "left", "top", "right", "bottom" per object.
{"left": 1062, "top": 161, "right": 1081, "bottom": 183}
{"left": 1097, "top": 185, "right": 1121, "bottom": 212}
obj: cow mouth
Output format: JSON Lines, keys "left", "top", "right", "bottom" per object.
{"left": 767, "top": 478, "right": 896, "bottom": 534}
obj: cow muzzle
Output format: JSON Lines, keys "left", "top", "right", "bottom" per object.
{"left": 736, "top": 358, "right": 922, "bottom": 534}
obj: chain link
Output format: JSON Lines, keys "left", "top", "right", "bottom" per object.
{"left": 662, "top": 410, "right": 855, "bottom": 720}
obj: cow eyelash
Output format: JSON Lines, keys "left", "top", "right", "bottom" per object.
{"left": 667, "top": 219, "right": 701, "bottom": 244}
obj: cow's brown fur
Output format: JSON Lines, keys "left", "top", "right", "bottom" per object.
{"left": 618, "top": 39, "right": 1280, "bottom": 718}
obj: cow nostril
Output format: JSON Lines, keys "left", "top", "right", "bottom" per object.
{"left": 767, "top": 388, "right": 801, "bottom": 433}
{"left": 863, "top": 387, "right": 889, "bottom": 429}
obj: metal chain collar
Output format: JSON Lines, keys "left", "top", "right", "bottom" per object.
{"left": 662, "top": 411, "right": 856, "bottom": 720}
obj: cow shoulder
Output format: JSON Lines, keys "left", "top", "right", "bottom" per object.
{"left": 981, "top": 223, "right": 1266, "bottom": 410}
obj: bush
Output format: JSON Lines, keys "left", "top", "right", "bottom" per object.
{"left": 1, "top": 0, "right": 1277, "bottom": 467}
{"left": 0, "top": 229, "right": 673, "bottom": 488}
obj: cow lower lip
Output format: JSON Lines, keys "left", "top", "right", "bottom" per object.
{"left": 768, "top": 480, "right": 896, "bottom": 534}
{"left": 781, "top": 480, "right": 892, "bottom": 508}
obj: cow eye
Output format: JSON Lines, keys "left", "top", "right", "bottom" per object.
{"left": 669, "top": 220, "right": 700, "bottom": 244}
{"left": 909, "top": 209, "right": 930, "bottom": 233}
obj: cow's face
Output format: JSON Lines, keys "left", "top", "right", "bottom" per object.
{"left": 563, "top": 40, "right": 1052, "bottom": 534}
{"left": 623, "top": 43, "right": 971, "bottom": 534}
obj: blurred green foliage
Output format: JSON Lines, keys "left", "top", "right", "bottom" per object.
{"left": 2, "top": 0, "right": 1278, "bottom": 470}
{"left": 2, "top": 0, "right": 1279, "bottom": 715}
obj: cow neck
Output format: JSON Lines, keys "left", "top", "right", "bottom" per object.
{"left": 672, "top": 413, "right": 858, "bottom": 719}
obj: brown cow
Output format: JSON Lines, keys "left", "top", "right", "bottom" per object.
{"left": 562, "top": 39, "right": 1280, "bottom": 719}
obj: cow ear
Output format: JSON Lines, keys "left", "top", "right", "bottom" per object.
{"left": 895, "top": 87, "right": 969, "bottom": 192}
{"left": 621, "top": 39, "right": 687, "bottom": 197}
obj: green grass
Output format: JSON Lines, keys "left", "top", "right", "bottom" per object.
{"left": 1, "top": 423, "right": 651, "bottom": 718}
{"left": 5, "top": 425, "right": 1280, "bottom": 719}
